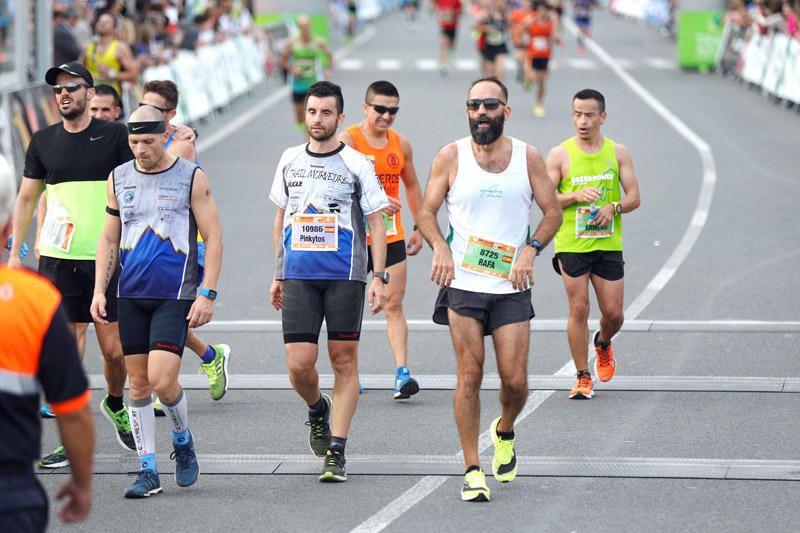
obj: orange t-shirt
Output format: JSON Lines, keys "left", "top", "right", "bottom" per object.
{"left": 527, "top": 16, "right": 555, "bottom": 58}
{"left": 346, "top": 125, "right": 406, "bottom": 245}
{"left": 510, "top": 8, "right": 533, "bottom": 47}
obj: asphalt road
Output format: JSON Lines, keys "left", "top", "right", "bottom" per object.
{"left": 33, "top": 5, "right": 800, "bottom": 532}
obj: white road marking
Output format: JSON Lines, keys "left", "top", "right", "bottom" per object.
{"left": 339, "top": 58, "right": 365, "bottom": 70}
{"left": 643, "top": 56, "right": 676, "bottom": 69}
{"left": 415, "top": 58, "right": 439, "bottom": 71}
{"left": 352, "top": 20, "right": 719, "bottom": 533}
{"left": 195, "top": 26, "right": 377, "bottom": 154}
{"left": 377, "top": 58, "right": 402, "bottom": 70}
{"left": 566, "top": 57, "right": 598, "bottom": 69}
{"left": 615, "top": 57, "right": 634, "bottom": 69}
{"left": 454, "top": 58, "right": 479, "bottom": 71}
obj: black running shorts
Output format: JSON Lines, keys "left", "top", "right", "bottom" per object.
{"left": 38, "top": 256, "right": 119, "bottom": 323}
{"left": 433, "top": 287, "right": 534, "bottom": 335}
{"left": 531, "top": 57, "right": 550, "bottom": 71}
{"left": 441, "top": 28, "right": 457, "bottom": 41}
{"left": 367, "top": 240, "right": 407, "bottom": 271}
{"left": 553, "top": 251, "right": 625, "bottom": 281}
{"left": 292, "top": 91, "right": 308, "bottom": 103}
{"left": 481, "top": 43, "right": 509, "bottom": 61}
{"left": 282, "top": 279, "right": 366, "bottom": 344}
{"left": 118, "top": 298, "right": 192, "bottom": 356}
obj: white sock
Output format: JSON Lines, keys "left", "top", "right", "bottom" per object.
{"left": 129, "top": 398, "right": 157, "bottom": 470}
{"left": 163, "top": 389, "right": 190, "bottom": 444}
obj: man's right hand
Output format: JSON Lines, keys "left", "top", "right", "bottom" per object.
{"left": 90, "top": 293, "right": 109, "bottom": 325}
{"left": 574, "top": 187, "right": 601, "bottom": 204}
{"left": 270, "top": 279, "right": 284, "bottom": 310}
{"left": 430, "top": 243, "right": 455, "bottom": 288}
{"left": 56, "top": 478, "right": 91, "bottom": 523}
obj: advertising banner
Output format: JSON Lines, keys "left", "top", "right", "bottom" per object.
{"left": 677, "top": 10, "right": 725, "bottom": 70}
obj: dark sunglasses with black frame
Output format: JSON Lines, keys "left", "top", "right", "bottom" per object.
{"left": 138, "top": 102, "right": 174, "bottom": 113}
{"left": 51, "top": 82, "right": 91, "bottom": 95}
{"left": 366, "top": 103, "right": 400, "bottom": 116}
{"left": 466, "top": 98, "right": 506, "bottom": 111}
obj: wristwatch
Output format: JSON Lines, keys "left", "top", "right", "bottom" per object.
{"left": 614, "top": 202, "right": 623, "bottom": 215}
{"left": 199, "top": 288, "right": 218, "bottom": 300}
{"left": 529, "top": 238, "right": 543, "bottom": 256}
{"left": 373, "top": 271, "right": 390, "bottom": 284}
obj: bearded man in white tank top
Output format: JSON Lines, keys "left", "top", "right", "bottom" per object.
{"left": 417, "top": 77, "right": 562, "bottom": 502}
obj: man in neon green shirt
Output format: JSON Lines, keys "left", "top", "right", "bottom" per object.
{"left": 546, "top": 89, "right": 641, "bottom": 400}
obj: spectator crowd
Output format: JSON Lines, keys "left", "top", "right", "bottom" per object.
{"left": 725, "top": 0, "right": 800, "bottom": 39}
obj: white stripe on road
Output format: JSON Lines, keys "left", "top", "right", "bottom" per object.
{"left": 643, "top": 56, "right": 676, "bottom": 69}
{"left": 454, "top": 58, "right": 479, "bottom": 71}
{"left": 352, "top": 20, "right": 719, "bottom": 533}
{"left": 376, "top": 58, "right": 402, "bottom": 70}
{"left": 339, "top": 58, "right": 365, "bottom": 70}
{"left": 194, "top": 26, "right": 377, "bottom": 155}
{"left": 415, "top": 58, "right": 439, "bottom": 71}
{"left": 566, "top": 57, "right": 598, "bottom": 69}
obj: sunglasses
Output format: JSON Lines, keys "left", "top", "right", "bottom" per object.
{"left": 52, "top": 82, "right": 90, "bottom": 94}
{"left": 367, "top": 103, "right": 399, "bottom": 116}
{"left": 466, "top": 98, "right": 506, "bottom": 111}
{"left": 138, "top": 102, "right": 174, "bottom": 113}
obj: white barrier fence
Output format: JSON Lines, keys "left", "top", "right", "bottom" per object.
{"left": 140, "top": 35, "right": 267, "bottom": 125}
{"left": 718, "top": 23, "right": 800, "bottom": 105}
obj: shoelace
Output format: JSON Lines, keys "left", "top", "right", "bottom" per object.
{"left": 325, "top": 453, "right": 345, "bottom": 468}
{"left": 578, "top": 374, "right": 593, "bottom": 389}
{"left": 597, "top": 345, "right": 611, "bottom": 366}
{"left": 306, "top": 417, "right": 328, "bottom": 437}
{"left": 170, "top": 445, "right": 194, "bottom": 468}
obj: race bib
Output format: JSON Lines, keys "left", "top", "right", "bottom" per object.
{"left": 575, "top": 207, "right": 614, "bottom": 238}
{"left": 486, "top": 31, "right": 505, "bottom": 46}
{"left": 460, "top": 235, "right": 515, "bottom": 280}
{"left": 532, "top": 37, "right": 549, "bottom": 51}
{"left": 41, "top": 196, "right": 75, "bottom": 252}
{"left": 366, "top": 212, "right": 398, "bottom": 237}
{"left": 291, "top": 214, "right": 337, "bottom": 251}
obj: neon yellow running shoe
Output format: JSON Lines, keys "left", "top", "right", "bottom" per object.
{"left": 200, "top": 344, "right": 230, "bottom": 401}
{"left": 461, "top": 468, "right": 490, "bottom": 502}
{"left": 490, "top": 417, "right": 517, "bottom": 483}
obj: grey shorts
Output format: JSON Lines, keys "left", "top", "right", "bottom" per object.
{"left": 433, "top": 287, "right": 535, "bottom": 336}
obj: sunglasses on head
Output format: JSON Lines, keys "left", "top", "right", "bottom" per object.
{"left": 367, "top": 103, "right": 399, "bottom": 115}
{"left": 466, "top": 98, "right": 506, "bottom": 111}
{"left": 138, "top": 102, "right": 173, "bottom": 113}
{"left": 52, "top": 82, "right": 90, "bottom": 94}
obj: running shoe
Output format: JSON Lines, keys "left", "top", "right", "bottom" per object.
{"left": 38, "top": 445, "right": 68, "bottom": 469}
{"left": 100, "top": 396, "right": 136, "bottom": 451}
{"left": 39, "top": 404, "right": 56, "bottom": 418}
{"left": 153, "top": 396, "right": 165, "bottom": 417}
{"left": 593, "top": 330, "right": 616, "bottom": 382}
{"left": 461, "top": 468, "right": 490, "bottom": 502}
{"left": 534, "top": 105, "right": 546, "bottom": 118}
{"left": 568, "top": 372, "right": 594, "bottom": 399}
{"left": 199, "top": 343, "right": 231, "bottom": 400}
{"left": 490, "top": 417, "right": 517, "bottom": 483}
{"left": 171, "top": 432, "right": 200, "bottom": 487}
{"left": 306, "top": 394, "right": 332, "bottom": 457}
{"left": 123, "top": 469, "right": 163, "bottom": 498}
{"left": 393, "top": 367, "right": 420, "bottom": 400}
{"left": 319, "top": 450, "right": 347, "bottom": 482}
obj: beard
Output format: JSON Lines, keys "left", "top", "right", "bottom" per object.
{"left": 307, "top": 123, "right": 336, "bottom": 142}
{"left": 469, "top": 114, "right": 505, "bottom": 145}
{"left": 59, "top": 98, "right": 87, "bottom": 121}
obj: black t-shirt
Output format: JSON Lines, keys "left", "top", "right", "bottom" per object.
{"left": 24, "top": 117, "right": 134, "bottom": 184}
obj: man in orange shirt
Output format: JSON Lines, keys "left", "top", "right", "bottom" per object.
{"left": 339, "top": 80, "right": 424, "bottom": 400}
{"left": 523, "top": 1, "right": 560, "bottom": 117}
{"left": 0, "top": 155, "right": 94, "bottom": 531}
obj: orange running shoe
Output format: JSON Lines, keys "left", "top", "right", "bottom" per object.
{"left": 568, "top": 371, "right": 594, "bottom": 399}
{"left": 593, "top": 329, "right": 616, "bottom": 382}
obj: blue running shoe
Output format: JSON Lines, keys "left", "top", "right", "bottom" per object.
{"left": 39, "top": 404, "right": 56, "bottom": 418}
{"left": 393, "top": 367, "right": 420, "bottom": 400}
{"left": 123, "top": 469, "right": 162, "bottom": 498}
{"left": 171, "top": 432, "right": 200, "bottom": 487}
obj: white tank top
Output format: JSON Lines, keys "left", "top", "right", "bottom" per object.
{"left": 447, "top": 136, "right": 533, "bottom": 294}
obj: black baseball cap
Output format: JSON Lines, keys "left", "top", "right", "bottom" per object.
{"left": 45, "top": 62, "right": 94, "bottom": 87}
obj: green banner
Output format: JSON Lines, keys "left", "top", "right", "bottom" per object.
{"left": 677, "top": 11, "right": 725, "bottom": 70}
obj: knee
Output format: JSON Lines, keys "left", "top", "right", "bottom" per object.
{"left": 458, "top": 364, "right": 483, "bottom": 391}
{"left": 383, "top": 294, "right": 404, "bottom": 318}
{"left": 287, "top": 356, "right": 316, "bottom": 378}
{"left": 570, "top": 300, "right": 590, "bottom": 321}
{"left": 152, "top": 379, "right": 179, "bottom": 402}
{"left": 605, "top": 309, "right": 624, "bottom": 327}
{"left": 101, "top": 345, "right": 124, "bottom": 362}
{"left": 128, "top": 372, "right": 150, "bottom": 396}
{"left": 329, "top": 352, "right": 357, "bottom": 376}
{"left": 501, "top": 377, "right": 529, "bottom": 402}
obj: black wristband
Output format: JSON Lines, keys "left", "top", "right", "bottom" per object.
{"left": 106, "top": 206, "right": 120, "bottom": 217}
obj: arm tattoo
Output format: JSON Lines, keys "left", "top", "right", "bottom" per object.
{"left": 102, "top": 246, "right": 116, "bottom": 291}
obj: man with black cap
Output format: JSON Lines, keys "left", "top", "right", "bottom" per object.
{"left": 7, "top": 62, "right": 136, "bottom": 468}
